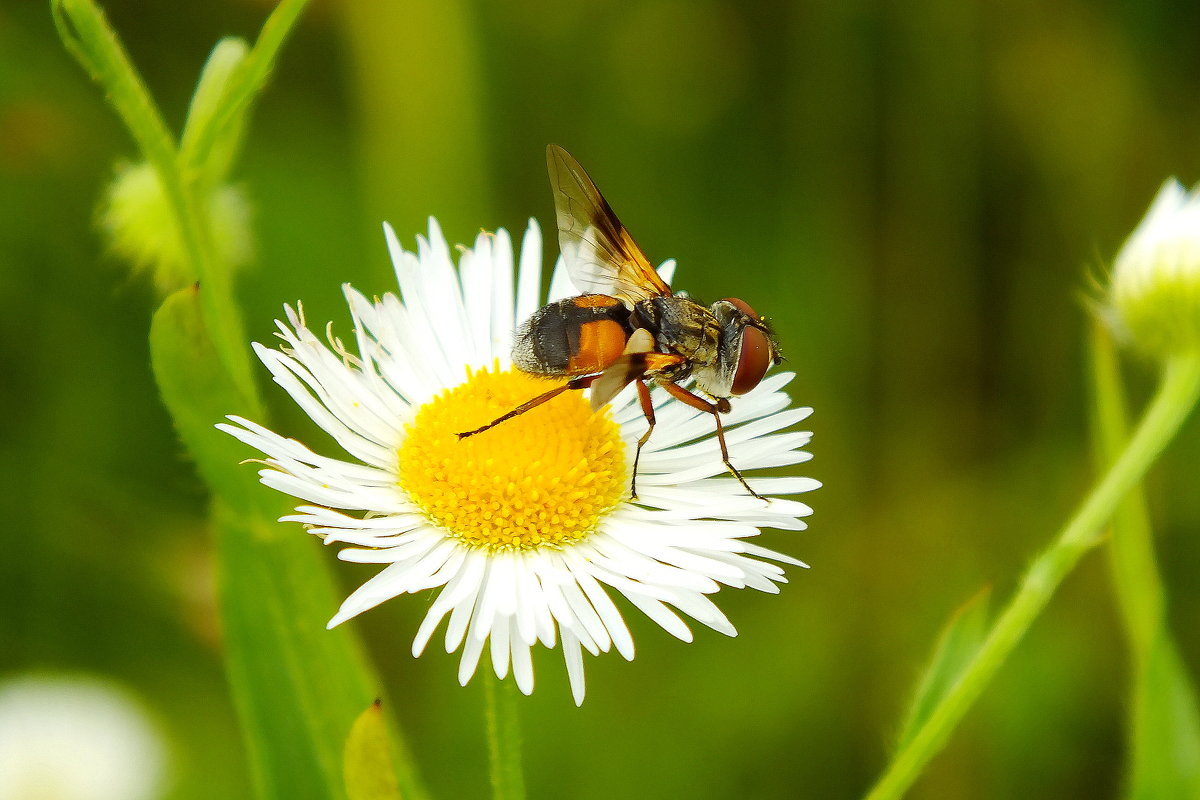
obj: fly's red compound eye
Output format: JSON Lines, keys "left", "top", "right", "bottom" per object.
{"left": 724, "top": 298, "right": 771, "bottom": 395}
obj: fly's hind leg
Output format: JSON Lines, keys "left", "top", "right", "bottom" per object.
{"left": 660, "top": 381, "right": 765, "bottom": 501}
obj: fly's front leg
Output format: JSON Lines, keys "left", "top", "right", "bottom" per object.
{"left": 660, "top": 382, "right": 764, "bottom": 501}
{"left": 630, "top": 379, "right": 656, "bottom": 500}
{"left": 457, "top": 374, "right": 599, "bottom": 439}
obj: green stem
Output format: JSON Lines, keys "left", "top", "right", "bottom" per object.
{"left": 483, "top": 670, "right": 526, "bottom": 800}
{"left": 53, "top": 0, "right": 312, "bottom": 414}
{"left": 866, "top": 351, "right": 1200, "bottom": 800}
{"left": 52, "top": 0, "right": 257, "bottom": 409}
{"left": 51, "top": 0, "right": 177, "bottom": 180}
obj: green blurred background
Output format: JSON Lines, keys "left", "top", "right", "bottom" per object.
{"left": 4, "top": 0, "right": 1200, "bottom": 797}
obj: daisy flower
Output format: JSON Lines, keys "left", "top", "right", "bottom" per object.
{"left": 219, "top": 219, "right": 818, "bottom": 704}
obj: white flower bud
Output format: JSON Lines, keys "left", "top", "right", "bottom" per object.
{"left": 0, "top": 674, "right": 168, "bottom": 800}
{"left": 1109, "top": 179, "right": 1200, "bottom": 358}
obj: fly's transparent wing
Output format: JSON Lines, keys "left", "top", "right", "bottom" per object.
{"left": 547, "top": 144, "right": 672, "bottom": 304}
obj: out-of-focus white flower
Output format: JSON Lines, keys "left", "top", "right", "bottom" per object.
{"left": 0, "top": 674, "right": 168, "bottom": 800}
{"left": 220, "top": 220, "right": 819, "bottom": 704}
{"left": 1109, "top": 178, "right": 1200, "bottom": 358}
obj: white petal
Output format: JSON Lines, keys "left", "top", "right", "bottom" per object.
{"left": 515, "top": 220, "right": 544, "bottom": 324}
{"left": 561, "top": 629, "right": 587, "bottom": 706}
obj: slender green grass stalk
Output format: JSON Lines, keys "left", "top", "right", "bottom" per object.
{"left": 484, "top": 669, "right": 527, "bottom": 800}
{"left": 866, "top": 351, "right": 1200, "bottom": 800}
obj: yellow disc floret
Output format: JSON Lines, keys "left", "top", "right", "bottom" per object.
{"left": 398, "top": 364, "right": 627, "bottom": 550}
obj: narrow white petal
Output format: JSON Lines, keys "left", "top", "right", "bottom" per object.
{"left": 561, "top": 629, "right": 587, "bottom": 706}
{"left": 561, "top": 551, "right": 635, "bottom": 661}
{"left": 328, "top": 561, "right": 409, "bottom": 627}
{"left": 551, "top": 561, "right": 612, "bottom": 653}
{"left": 510, "top": 555, "right": 540, "bottom": 647}
{"left": 490, "top": 227, "right": 516, "bottom": 358}
{"left": 490, "top": 617, "right": 511, "bottom": 679}
{"left": 515, "top": 220, "right": 543, "bottom": 324}
{"left": 458, "top": 634, "right": 486, "bottom": 687}
{"left": 511, "top": 635, "right": 535, "bottom": 696}
{"left": 668, "top": 593, "right": 738, "bottom": 637}
{"left": 460, "top": 234, "right": 493, "bottom": 364}
{"left": 413, "top": 603, "right": 453, "bottom": 657}
{"left": 536, "top": 568, "right": 599, "bottom": 655}
{"left": 623, "top": 593, "right": 693, "bottom": 642}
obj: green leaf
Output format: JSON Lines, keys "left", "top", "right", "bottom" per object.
{"left": 181, "top": 37, "right": 251, "bottom": 187}
{"left": 344, "top": 701, "right": 404, "bottom": 800}
{"left": 149, "top": 284, "right": 264, "bottom": 513}
{"left": 894, "top": 587, "right": 990, "bottom": 751}
{"left": 215, "top": 502, "right": 381, "bottom": 800}
{"left": 51, "top": 0, "right": 177, "bottom": 182}
{"left": 181, "top": 0, "right": 311, "bottom": 173}
{"left": 150, "top": 287, "right": 427, "bottom": 800}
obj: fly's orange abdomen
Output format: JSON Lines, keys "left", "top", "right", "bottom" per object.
{"left": 512, "top": 295, "right": 632, "bottom": 376}
{"left": 567, "top": 318, "right": 628, "bottom": 373}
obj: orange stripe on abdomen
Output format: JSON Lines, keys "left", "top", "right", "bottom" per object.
{"left": 566, "top": 319, "right": 628, "bottom": 374}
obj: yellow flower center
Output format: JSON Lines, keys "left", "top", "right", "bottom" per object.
{"left": 397, "top": 364, "right": 627, "bottom": 550}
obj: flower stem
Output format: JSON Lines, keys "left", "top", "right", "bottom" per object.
{"left": 483, "top": 670, "right": 526, "bottom": 800}
{"left": 866, "top": 351, "right": 1200, "bottom": 800}
{"left": 52, "top": 0, "right": 312, "bottom": 414}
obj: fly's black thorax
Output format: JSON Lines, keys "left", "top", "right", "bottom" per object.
{"left": 633, "top": 296, "right": 721, "bottom": 381}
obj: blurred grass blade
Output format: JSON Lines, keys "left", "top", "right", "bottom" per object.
{"left": 181, "top": 37, "right": 250, "bottom": 186}
{"left": 150, "top": 287, "right": 427, "bottom": 800}
{"left": 894, "top": 588, "right": 990, "bottom": 751}
{"left": 344, "top": 701, "right": 403, "bottom": 800}
{"left": 182, "top": 0, "right": 311, "bottom": 173}
{"left": 214, "top": 501, "right": 389, "bottom": 800}
{"left": 1088, "top": 322, "right": 1200, "bottom": 798}
{"left": 1132, "top": 634, "right": 1200, "bottom": 799}
{"left": 340, "top": 0, "right": 493, "bottom": 241}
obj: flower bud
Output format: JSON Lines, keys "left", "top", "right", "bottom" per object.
{"left": 101, "top": 161, "right": 251, "bottom": 294}
{"left": 1109, "top": 179, "right": 1200, "bottom": 358}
